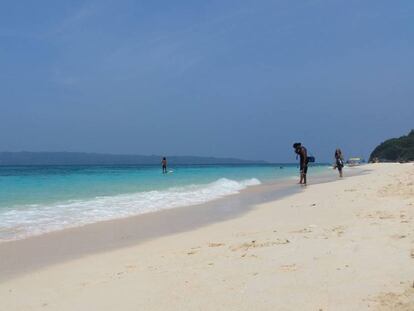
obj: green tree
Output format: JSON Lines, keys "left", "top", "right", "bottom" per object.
{"left": 369, "top": 130, "right": 414, "bottom": 162}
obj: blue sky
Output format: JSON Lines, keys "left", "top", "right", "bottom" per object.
{"left": 0, "top": 0, "right": 413, "bottom": 162}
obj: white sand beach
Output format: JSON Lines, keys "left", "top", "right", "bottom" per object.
{"left": 1, "top": 163, "right": 413, "bottom": 310}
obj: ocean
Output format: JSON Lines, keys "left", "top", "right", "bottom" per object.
{"left": 0, "top": 164, "right": 329, "bottom": 241}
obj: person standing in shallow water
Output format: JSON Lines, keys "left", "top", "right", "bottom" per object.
{"left": 335, "top": 149, "right": 344, "bottom": 178}
{"left": 161, "top": 157, "right": 167, "bottom": 174}
{"left": 293, "top": 143, "right": 308, "bottom": 185}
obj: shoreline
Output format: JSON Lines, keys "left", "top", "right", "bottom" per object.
{"left": 0, "top": 164, "right": 314, "bottom": 243}
{"left": 0, "top": 166, "right": 364, "bottom": 281}
{"left": 1, "top": 163, "right": 413, "bottom": 310}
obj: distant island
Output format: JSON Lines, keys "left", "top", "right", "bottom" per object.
{"left": 0, "top": 152, "right": 267, "bottom": 166}
{"left": 369, "top": 130, "right": 414, "bottom": 162}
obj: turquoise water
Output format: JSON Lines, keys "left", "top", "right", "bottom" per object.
{"left": 0, "top": 164, "right": 328, "bottom": 240}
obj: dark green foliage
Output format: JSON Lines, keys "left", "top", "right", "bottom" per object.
{"left": 369, "top": 130, "right": 414, "bottom": 162}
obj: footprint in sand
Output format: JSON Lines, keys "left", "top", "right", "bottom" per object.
{"left": 186, "top": 246, "right": 202, "bottom": 255}
{"left": 240, "top": 253, "right": 258, "bottom": 258}
{"left": 208, "top": 242, "right": 225, "bottom": 247}
{"left": 369, "top": 287, "right": 414, "bottom": 310}
{"left": 330, "top": 225, "right": 346, "bottom": 237}
{"left": 400, "top": 212, "right": 411, "bottom": 224}
{"left": 279, "top": 264, "right": 298, "bottom": 272}
{"left": 291, "top": 227, "right": 313, "bottom": 234}
{"left": 344, "top": 188, "right": 357, "bottom": 192}
{"left": 364, "top": 211, "right": 396, "bottom": 220}
{"left": 390, "top": 234, "right": 407, "bottom": 240}
{"left": 379, "top": 214, "right": 395, "bottom": 220}
{"left": 231, "top": 239, "right": 290, "bottom": 252}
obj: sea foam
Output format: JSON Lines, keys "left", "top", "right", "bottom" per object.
{"left": 0, "top": 178, "right": 261, "bottom": 241}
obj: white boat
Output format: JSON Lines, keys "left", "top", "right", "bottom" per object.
{"left": 347, "top": 157, "right": 362, "bottom": 166}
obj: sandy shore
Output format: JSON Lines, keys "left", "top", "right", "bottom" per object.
{"left": 1, "top": 163, "right": 413, "bottom": 310}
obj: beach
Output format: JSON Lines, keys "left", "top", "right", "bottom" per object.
{"left": 1, "top": 163, "right": 413, "bottom": 310}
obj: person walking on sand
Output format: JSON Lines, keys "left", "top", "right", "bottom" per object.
{"left": 335, "top": 148, "right": 344, "bottom": 178}
{"left": 293, "top": 143, "right": 308, "bottom": 185}
{"left": 161, "top": 157, "right": 167, "bottom": 174}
